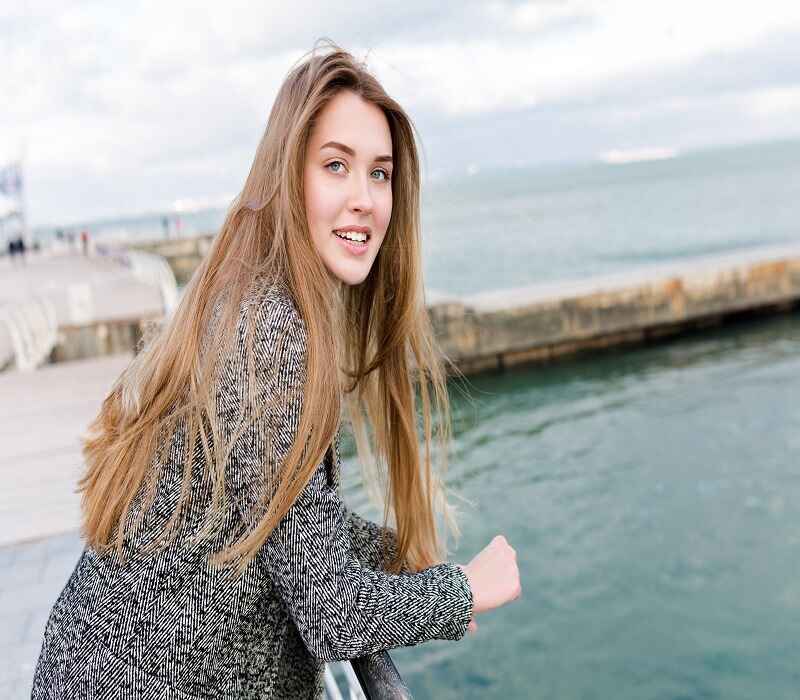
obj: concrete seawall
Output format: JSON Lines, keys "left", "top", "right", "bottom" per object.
{"left": 428, "top": 243, "right": 800, "bottom": 374}
{"left": 128, "top": 236, "right": 800, "bottom": 377}
{"left": 130, "top": 234, "right": 215, "bottom": 286}
{"left": 0, "top": 251, "right": 169, "bottom": 370}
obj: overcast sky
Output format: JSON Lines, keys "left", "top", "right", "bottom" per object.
{"left": 2, "top": 0, "right": 800, "bottom": 227}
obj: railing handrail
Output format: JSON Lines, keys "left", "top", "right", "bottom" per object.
{"left": 322, "top": 651, "right": 413, "bottom": 700}
{"left": 350, "top": 652, "right": 413, "bottom": 699}
{"left": 0, "top": 295, "right": 58, "bottom": 371}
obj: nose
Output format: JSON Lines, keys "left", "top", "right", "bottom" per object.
{"left": 347, "top": 172, "right": 373, "bottom": 215}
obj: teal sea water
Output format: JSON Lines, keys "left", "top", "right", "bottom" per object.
{"left": 341, "top": 311, "right": 800, "bottom": 699}
{"left": 39, "top": 137, "right": 800, "bottom": 698}
{"left": 421, "top": 137, "right": 800, "bottom": 294}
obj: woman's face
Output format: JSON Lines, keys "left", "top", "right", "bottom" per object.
{"left": 304, "top": 90, "right": 393, "bottom": 286}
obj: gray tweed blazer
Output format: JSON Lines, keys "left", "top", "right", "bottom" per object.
{"left": 31, "top": 281, "right": 473, "bottom": 699}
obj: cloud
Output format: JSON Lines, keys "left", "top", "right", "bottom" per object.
{"left": 746, "top": 85, "right": 800, "bottom": 118}
{"left": 2, "top": 1, "right": 800, "bottom": 226}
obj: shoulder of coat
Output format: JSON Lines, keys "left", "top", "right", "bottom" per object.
{"left": 241, "top": 278, "right": 307, "bottom": 346}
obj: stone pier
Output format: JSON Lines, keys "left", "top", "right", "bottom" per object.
{"left": 129, "top": 234, "right": 215, "bottom": 286}
{"left": 426, "top": 242, "right": 800, "bottom": 375}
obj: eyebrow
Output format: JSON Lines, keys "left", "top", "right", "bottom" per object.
{"left": 320, "top": 140, "right": 393, "bottom": 163}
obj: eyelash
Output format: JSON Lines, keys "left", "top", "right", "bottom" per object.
{"left": 326, "top": 160, "right": 391, "bottom": 182}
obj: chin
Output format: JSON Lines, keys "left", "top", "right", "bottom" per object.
{"left": 329, "top": 262, "right": 372, "bottom": 287}
{"left": 337, "top": 272, "right": 370, "bottom": 286}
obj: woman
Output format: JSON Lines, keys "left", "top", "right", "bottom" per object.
{"left": 32, "top": 39, "right": 520, "bottom": 699}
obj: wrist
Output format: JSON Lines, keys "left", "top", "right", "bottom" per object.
{"left": 456, "top": 563, "right": 472, "bottom": 589}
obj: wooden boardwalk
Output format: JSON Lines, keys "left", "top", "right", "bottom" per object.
{"left": 0, "top": 353, "right": 132, "bottom": 546}
{"left": 0, "top": 251, "right": 162, "bottom": 323}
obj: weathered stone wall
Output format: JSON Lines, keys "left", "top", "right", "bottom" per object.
{"left": 130, "top": 235, "right": 215, "bottom": 286}
{"left": 428, "top": 246, "right": 800, "bottom": 374}
{"left": 50, "top": 316, "right": 161, "bottom": 364}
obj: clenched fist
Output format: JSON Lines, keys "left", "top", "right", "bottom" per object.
{"left": 458, "top": 535, "right": 521, "bottom": 634}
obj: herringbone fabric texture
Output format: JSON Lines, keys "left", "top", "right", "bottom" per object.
{"left": 30, "top": 281, "right": 473, "bottom": 699}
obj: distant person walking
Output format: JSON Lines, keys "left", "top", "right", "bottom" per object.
{"left": 80, "top": 230, "right": 90, "bottom": 256}
{"left": 9, "top": 236, "right": 27, "bottom": 265}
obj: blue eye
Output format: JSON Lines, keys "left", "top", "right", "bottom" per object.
{"left": 326, "top": 160, "right": 391, "bottom": 182}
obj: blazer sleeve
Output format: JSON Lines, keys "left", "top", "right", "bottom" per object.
{"left": 220, "top": 290, "right": 473, "bottom": 662}
{"left": 345, "top": 507, "right": 411, "bottom": 573}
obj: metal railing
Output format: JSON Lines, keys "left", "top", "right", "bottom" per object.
{"left": 123, "top": 249, "right": 181, "bottom": 314}
{"left": 325, "top": 652, "right": 412, "bottom": 700}
{"left": 0, "top": 296, "right": 58, "bottom": 371}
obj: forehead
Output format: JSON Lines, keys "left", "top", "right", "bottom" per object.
{"left": 309, "top": 91, "right": 392, "bottom": 153}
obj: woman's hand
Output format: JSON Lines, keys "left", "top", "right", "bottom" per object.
{"left": 458, "top": 535, "right": 521, "bottom": 633}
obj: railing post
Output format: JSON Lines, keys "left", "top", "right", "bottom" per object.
{"left": 350, "top": 651, "right": 413, "bottom": 699}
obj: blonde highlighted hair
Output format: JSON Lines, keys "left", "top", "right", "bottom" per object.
{"left": 78, "top": 38, "right": 466, "bottom": 575}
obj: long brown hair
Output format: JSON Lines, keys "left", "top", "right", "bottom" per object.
{"left": 78, "top": 38, "right": 466, "bottom": 575}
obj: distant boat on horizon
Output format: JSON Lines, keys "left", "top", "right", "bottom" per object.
{"left": 597, "top": 146, "right": 680, "bottom": 165}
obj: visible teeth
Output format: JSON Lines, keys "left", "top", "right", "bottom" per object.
{"left": 334, "top": 230, "right": 368, "bottom": 242}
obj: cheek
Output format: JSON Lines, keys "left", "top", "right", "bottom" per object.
{"left": 304, "top": 172, "right": 322, "bottom": 223}
{"left": 305, "top": 173, "right": 336, "bottom": 239}
{"left": 377, "top": 190, "right": 392, "bottom": 230}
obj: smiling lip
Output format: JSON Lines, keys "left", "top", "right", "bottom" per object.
{"left": 332, "top": 230, "right": 370, "bottom": 256}
{"left": 333, "top": 225, "right": 371, "bottom": 236}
